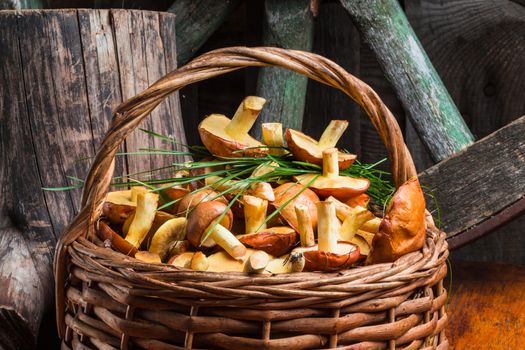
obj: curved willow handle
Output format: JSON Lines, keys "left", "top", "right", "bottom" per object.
{"left": 54, "top": 46, "right": 416, "bottom": 336}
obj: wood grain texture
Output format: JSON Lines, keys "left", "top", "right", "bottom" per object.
{"left": 446, "top": 261, "right": 525, "bottom": 349}
{"left": 406, "top": 0, "right": 525, "bottom": 139}
{"left": 168, "top": 0, "right": 241, "bottom": 65}
{"left": 340, "top": 0, "right": 475, "bottom": 162}
{"left": 419, "top": 115, "right": 525, "bottom": 238}
{"left": 303, "top": 3, "right": 362, "bottom": 156}
{"left": 0, "top": 9, "right": 184, "bottom": 348}
{"left": 254, "top": 0, "right": 314, "bottom": 136}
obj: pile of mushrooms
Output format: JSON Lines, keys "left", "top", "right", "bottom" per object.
{"left": 97, "top": 96, "right": 427, "bottom": 273}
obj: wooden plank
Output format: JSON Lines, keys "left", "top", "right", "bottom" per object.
{"left": 0, "top": 12, "right": 54, "bottom": 348}
{"left": 405, "top": 0, "right": 525, "bottom": 138}
{"left": 340, "top": 0, "right": 475, "bottom": 162}
{"left": 168, "top": 0, "right": 241, "bottom": 65}
{"left": 254, "top": 0, "right": 314, "bottom": 136}
{"left": 111, "top": 10, "right": 185, "bottom": 177}
{"left": 358, "top": 42, "right": 406, "bottom": 171}
{"left": 303, "top": 3, "right": 362, "bottom": 156}
{"left": 78, "top": 9, "right": 127, "bottom": 181}
{"left": 419, "top": 115, "right": 525, "bottom": 239}
{"left": 446, "top": 261, "right": 525, "bottom": 349}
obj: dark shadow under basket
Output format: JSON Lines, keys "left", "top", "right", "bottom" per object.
{"left": 54, "top": 47, "right": 449, "bottom": 349}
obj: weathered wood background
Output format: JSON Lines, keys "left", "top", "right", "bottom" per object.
{"left": 1, "top": 0, "right": 524, "bottom": 348}
{"left": 0, "top": 9, "right": 185, "bottom": 349}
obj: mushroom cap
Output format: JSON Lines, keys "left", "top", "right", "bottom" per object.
{"left": 177, "top": 189, "right": 227, "bottom": 216}
{"left": 346, "top": 193, "right": 370, "bottom": 208}
{"left": 97, "top": 221, "right": 138, "bottom": 257}
{"left": 368, "top": 177, "right": 426, "bottom": 264}
{"left": 186, "top": 201, "right": 234, "bottom": 248}
{"left": 199, "top": 114, "right": 268, "bottom": 157}
{"left": 238, "top": 226, "right": 298, "bottom": 257}
{"left": 102, "top": 202, "right": 135, "bottom": 225}
{"left": 272, "top": 183, "right": 320, "bottom": 232}
{"left": 285, "top": 129, "right": 356, "bottom": 170}
{"left": 161, "top": 186, "right": 190, "bottom": 213}
{"left": 294, "top": 173, "right": 370, "bottom": 201}
{"left": 295, "top": 241, "right": 360, "bottom": 271}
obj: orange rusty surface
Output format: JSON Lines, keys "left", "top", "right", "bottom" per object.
{"left": 446, "top": 261, "right": 525, "bottom": 349}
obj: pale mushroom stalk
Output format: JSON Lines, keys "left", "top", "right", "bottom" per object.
{"left": 205, "top": 223, "right": 247, "bottom": 259}
{"left": 316, "top": 201, "right": 338, "bottom": 253}
{"left": 224, "top": 96, "right": 267, "bottom": 137}
{"left": 247, "top": 251, "right": 270, "bottom": 273}
{"left": 322, "top": 147, "right": 339, "bottom": 178}
{"left": 318, "top": 120, "right": 349, "bottom": 148}
{"left": 243, "top": 195, "right": 268, "bottom": 234}
{"left": 294, "top": 204, "right": 315, "bottom": 247}
{"left": 125, "top": 192, "right": 158, "bottom": 248}
{"left": 251, "top": 161, "right": 279, "bottom": 178}
{"left": 262, "top": 123, "right": 286, "bottom": 156}
{"left": 205, "top": 175, "right": 275, "bottom": 202}
{"left": 339, "top": 205, "right": 374, "bottom": 241}
{"left": 327, "top": 195, "right": 352, "bottom": 221}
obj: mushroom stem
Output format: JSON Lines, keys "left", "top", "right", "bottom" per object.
{"left": 191, "top": 252, "right": 209, "bottom": 271}
{"left": 247, "top": 251, "right": 270, "bottom": 273}
{"left": 243, "top": 195, "right": 268, "bottom": 234}
{"left": 317, "top": 201, "right": 338, "bottom": 253}
{"left": 294, "top": 204, "right": 315, "bottom": 247}
{"left": 318, "top": 120, "right": 349, "bottom": 148}
{"left": 262, "top": 123, "right": 286, "bottom": 156}
{"left": 252, "top": 161, "right": 279, "bottom": 178}
{"left": 322, "top": 148, "right": 339, "bottom": 178}
{"left": 205, "top": 176, "right": 274, "bottom": 201}
{"left": 225, "top": 96, "right": 266, "bottom": 137}
{"left": 327, "top": 195, "right": 352, "bottom": 221}
{"left": 206, "top": 223, "right": 247, "bottom": 259}
{"left": 339, "top": 206, "right": 375, "bottom": 241}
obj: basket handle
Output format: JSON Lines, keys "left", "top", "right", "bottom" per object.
{"left": 53, "top": 46, "right": 417, "bottom": 336}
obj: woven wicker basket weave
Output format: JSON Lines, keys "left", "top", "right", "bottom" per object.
{"left": 54, "top": 47, "right": 449, "bottom": 349}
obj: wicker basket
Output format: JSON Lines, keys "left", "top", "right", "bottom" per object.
{"left": 54, "top": 47, "right": 449, "bottom": 349}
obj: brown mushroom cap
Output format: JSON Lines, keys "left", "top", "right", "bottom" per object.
{"left": 272, "top": 183, "right": 320, "bottom": 232}
{"left": 294, "top": 148, "right": 370, "bottom": 201}
{"left": 97, "top": 221, "right": 138, "bottom": 257}
{"left": 161, "top": 186, "right": 190, "bottom": 213}
{"left": 368, "top": 177, "right": 426, "bottom": 264}
{"left": 295, "top": 174, "right": 370, "bottom": 200}
{"left": 186, "top": 201, "right": 234, "bottom": 248}
{"left": 102, "top": 202, "right": 135, "bottom": 225}
{"left": 199, "top": 114, "right": 268, "bottom": 158}
{"left": 295, "top": 241, "right": 360, "bottom": 271}
{"left": 238, "top": 226, "right": 298, "bottom": 257}
{"left": 176, "top": 189, "right": 227, "bottom": 216}
{"left": 285, "top": 128, "right": 356, "bottom": 170}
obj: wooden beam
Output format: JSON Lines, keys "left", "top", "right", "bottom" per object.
{"left": 0, "top": 0, "right": 42, "bottom": 9}
{"left": 254, "top": 0, "right": 314, "bottom": 137}
{"left": 339, "top": 0, "right": 475, "bottom": 162}
{"left": 168, "top": 0, "right": 241, "bottom": 65}
{"left": 419, "top": 115, "right": 525, "bottom": 245}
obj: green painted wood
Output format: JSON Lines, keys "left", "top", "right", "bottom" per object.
{"left": 168, "top": 0, "right": 241, "bottom": 65}
{"left": 339, "top": 0, "right": 475, "bottom": 162}
{"left": 254, "top": 0, "right": 314, "bottom": 137}
{"left": 0, "top": 0, "right": 42, "bottom": 9}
